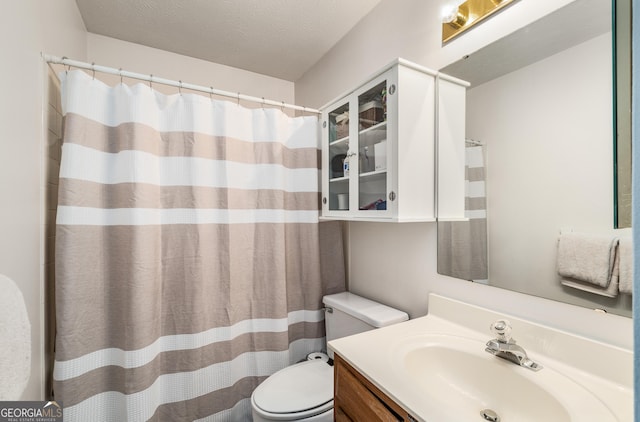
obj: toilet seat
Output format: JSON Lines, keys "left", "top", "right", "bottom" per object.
{"left": 251, "top": 360, "right": 334, "bottom": 420}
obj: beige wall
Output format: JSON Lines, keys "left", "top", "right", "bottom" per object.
{"left": 296, "top": 0, "right": 632, "bottom": 349}
{"left": 86, "top": 33, "right": 295, "bottom": 106}
{"left": 0, "top": 0, "right": 86, "bottom": 399}
{"left": 43, "top": 69, "right": 63, "bottom": 399}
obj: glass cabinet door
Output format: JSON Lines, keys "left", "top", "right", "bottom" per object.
{"left": 327, "top": 101, "right": 350, "bottom": 211}
{"left": 357, "top": 79, "right": 388, "bottom": 213}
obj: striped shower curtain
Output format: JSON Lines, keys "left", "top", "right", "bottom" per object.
{"left": 437, "top": 145, "right": 488, "bottom": 281}
{"left": 53, "top": 70, "right": 342, "bottom": 421}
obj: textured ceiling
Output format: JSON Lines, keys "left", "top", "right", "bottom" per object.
{"left": 75, "top": 0, "right": 382, "bottom": 81}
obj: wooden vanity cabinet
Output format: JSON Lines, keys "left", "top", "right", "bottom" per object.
{"left": 334, "top": 354, "right": 416, "bottom": 422}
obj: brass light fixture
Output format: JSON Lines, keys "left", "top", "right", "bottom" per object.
{"left": 442, "top": 0, "right": 518, "bottom": 43}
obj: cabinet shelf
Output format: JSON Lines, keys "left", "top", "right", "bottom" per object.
{"left": 359, "top": 123, "right": 387, "bottom": 149}
{"left": 329, "top": 136, "right": 349, "bottom": 156}
{"left": 359, "top": 169, "right": 386, "bottom": 182}
{"left": 329, "top": 136, "right": 349, "bottom": 147}
{"left": 359, "top": 120, "right": 387, "bottom": 135}
{"left": 330, "top": 176, "right": 349, "bottom": 183}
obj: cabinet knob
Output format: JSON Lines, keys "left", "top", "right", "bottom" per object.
{"left": 322, "top": 121, "right": 327, "bottom": 128}
{"left": 389, "top": 84, "right": 396, "bottom": 95}
{"left": 389, "top": 191, "right": 396, "bottom": 201}
{"left": 322, "top": 197, "right": 327, "bottom": 204}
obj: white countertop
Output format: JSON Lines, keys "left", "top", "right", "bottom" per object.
{"left": 328, "top": 294, "right": 633, "bottom": 422}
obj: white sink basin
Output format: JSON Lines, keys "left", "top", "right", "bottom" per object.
{"left": 329, "top": 295, "right": 632, "bottom": 422}
{"left": 393, "top": 334, "right": 617, "bottom": 421}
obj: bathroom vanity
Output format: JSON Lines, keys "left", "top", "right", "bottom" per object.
{"left": 320, "top": 59, "right": 468, "bottom": 222}
{"left": 329, "top": 294, "right": 633, "bottom": 421}
{"left": 334, "top": 354, "right": 414, "bottom": 421}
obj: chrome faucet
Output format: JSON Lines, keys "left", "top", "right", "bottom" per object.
{"left": 485, "top": 320, "right": 542, "bottom": 371}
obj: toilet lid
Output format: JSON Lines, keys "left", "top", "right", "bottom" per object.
{"left": 253, "top": 360, "right": 334, "bottom": 414}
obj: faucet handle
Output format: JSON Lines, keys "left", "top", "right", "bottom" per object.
{"left": 490, "top": 319, "right": 513, "bottom": 343}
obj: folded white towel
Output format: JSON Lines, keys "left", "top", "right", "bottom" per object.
{"left": 557, "top": 232, "right": 618, "bottom": 287}
{"left": 618, "top": 238, "right": 633, "bottom": 294}
{"left": 560, "top": 249, "right": 620, "bottom": 298}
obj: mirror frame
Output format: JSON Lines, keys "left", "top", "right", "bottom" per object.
{"left": 614, "top": 0, "right": 632, "bottom": 229}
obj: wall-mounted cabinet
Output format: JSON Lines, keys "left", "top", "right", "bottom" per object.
{"left": 320, "top": 59, "right": 468, "bottom": 222}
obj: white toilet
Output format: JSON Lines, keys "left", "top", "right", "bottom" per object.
{"left": 251, "top": 292, "right": 409, "bottom": 421}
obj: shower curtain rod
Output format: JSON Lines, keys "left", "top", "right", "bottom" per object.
{"left": 42, "top": 54, "right": 320, "bottom": 114}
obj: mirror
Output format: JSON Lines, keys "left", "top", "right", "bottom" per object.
{"left": 437, "top": 0, "right": 632, "bottom": 317}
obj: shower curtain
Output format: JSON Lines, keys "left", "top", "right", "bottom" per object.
{"left": 437, "top": 145, "right": 488, "bottom": 281}
{"left": 53, "top": 70, "right": 343, "bottom": 421}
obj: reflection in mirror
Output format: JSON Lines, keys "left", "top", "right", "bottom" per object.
{"left": 438, "top": 0, "right": 632, "bottom": 317}
{"left": 437, "top": 140, "right": 488, "bottom": 282}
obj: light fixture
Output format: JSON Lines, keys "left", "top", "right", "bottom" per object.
{"left": 440, "top": 0, "right": 466, "bottom": 24}
{"left": 442, "top": 0, "right": 518, "bottom": 43}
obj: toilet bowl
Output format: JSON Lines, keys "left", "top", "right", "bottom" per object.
{"left": 251, "top": 359, "right": 334, "bottom": 421}
{"left": 250, "top": 292, "right": 408, "bottom": 421}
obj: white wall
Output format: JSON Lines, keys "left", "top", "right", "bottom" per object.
{"left": 0, "top": 0, "right": 87, "bottom": 399}
{"left": 86, "top": 33, "right": 295, "bottom": 106}
{"left": 296, "top": 0, "right": 632, "bottom": 349}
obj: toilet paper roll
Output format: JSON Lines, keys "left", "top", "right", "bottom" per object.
{"left": 306, "top": 352, "right": 330, "bottom": 363}
{"left": 0, "top": 274, "right": 31, "bottom": 399}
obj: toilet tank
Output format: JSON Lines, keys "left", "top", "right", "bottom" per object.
{"left": 322, "top": 292, "right": 408, "bottom": 358}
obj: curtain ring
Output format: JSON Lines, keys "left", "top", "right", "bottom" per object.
{"left": 209, "top": 87, "right": 213, "bottom": 101}
{"left": 119, "top": 68, "right": 123, "bottom": 84}
{"left": 179, "top": 80, "right": 183, "bottom": 96}
{"left": 237, "top": 92, "right": 241, "bottom": 106}
{"left": 62, "top": 56, "right": 70, "bottom": 75}
{"left": 281, "top": 101, "right": 285, "bottom": 111}
{"left": 261, "top": 97, "right": 265, "bottom": 109}
{"left": 91, "top": 62, "right": 95, "bottom": 80}
{"left": 149, "top": 74, "right": 153, "bottom": 90}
